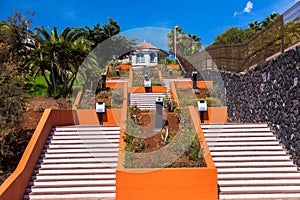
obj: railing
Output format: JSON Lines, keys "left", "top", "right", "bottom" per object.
{"left": 185, "top": 1, "right": 300, "bottom": 72}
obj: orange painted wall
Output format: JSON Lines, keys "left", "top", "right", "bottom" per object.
{"left": 129, "top": 86, "right": 167, "bottom": 93}
{"left": 174, "top": 80, "right": 213, "bottom": 89}
{"left": 75, "top": 109, "right": 121, "bottom": 126}
{"left": 117, "top": 64, "right": 132, "bottom": 70}
{"left": 167, "top": 64, "right": 180, "bottom": 69}
{"left": 0, "top": 110, "right": 75, "bottom": 200}
{"left": 116, "top": 167, "right": 217, "bottom": 200}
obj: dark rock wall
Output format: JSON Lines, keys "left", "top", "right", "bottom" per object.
{"left": 197, "top": 46, "right": 300, "bottom": 166}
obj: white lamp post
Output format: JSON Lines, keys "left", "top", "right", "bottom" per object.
{"left": 174, "top": 25, "right": 178, "bottom": 61}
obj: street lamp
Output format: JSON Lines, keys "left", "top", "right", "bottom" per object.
{"left": 174, "top": 25, "right": 178, "bottom": 61}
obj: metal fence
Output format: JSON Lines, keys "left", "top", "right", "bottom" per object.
{"left": 185, "top": 1, "right": 300, "bottom": 72}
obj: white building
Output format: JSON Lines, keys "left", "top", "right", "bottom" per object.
{"left": 130, "top": 41, "right": 168, "bottom": 67}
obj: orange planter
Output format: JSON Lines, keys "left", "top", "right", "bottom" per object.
{"left": 117, "top": 64, "right": 132, "bottom": 70}
{"left": 167, "top": 64, "right": 180, "bottom": 70}
{"left": 116, "top": 106, "right": 218, "bottom": 200}
{"left": 129, "top": 86, "right": 167, "bottom": 93}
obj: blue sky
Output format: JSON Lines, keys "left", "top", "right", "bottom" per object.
{"left": 0, "top": 0, "right": 298, "bottom": 49}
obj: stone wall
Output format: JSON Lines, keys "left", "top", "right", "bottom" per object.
{"left": 197, "top": 46, "right": 300, "bottom": 166}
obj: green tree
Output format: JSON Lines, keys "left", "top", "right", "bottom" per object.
{"left": 212, "top": 27, "right": 245, "bottom": 45}
{"left": 27, "top": 27, "right": 93, "bottom": 97}
{"left": 167, "top": 26, "right": 202, "bottom": 56}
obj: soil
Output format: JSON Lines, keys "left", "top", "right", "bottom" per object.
{"left": 20, "top": 96, "right": 71, "bottom": 130}
{"left": 1, "top": 96, "right": 71, "bottom": 184}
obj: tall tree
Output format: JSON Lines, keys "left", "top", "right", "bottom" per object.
{"left": 27, "top": 27, "right": 93, "bottom": 97}
{"left": 167, "top": 26, "right": 202, "bottom": 56}
{"left": 212, "top": 27, "right": 245, "bottom": 45}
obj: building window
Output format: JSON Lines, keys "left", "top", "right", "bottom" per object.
{"left": 137, "top": 53, "right": 145, "bottom": 63}
{"left": 150, "top": 53, "right": 156, "bottom": 63}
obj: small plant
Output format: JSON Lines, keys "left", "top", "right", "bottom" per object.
{"left": 164, "top": 94, "right": 177, "bottom": 112}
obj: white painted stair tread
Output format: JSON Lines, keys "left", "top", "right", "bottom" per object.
{"left": 39, "top": 157, "right": 118, "bottom": 163}
{"left": 207, "top": 141, "right": 280, "bottom": 146}
{"left": 24, "top": 193, "right": 116, "bottom": 199}
{"left": 47, "top": 143, "right": 119, "bottom": 148}
{"left": 213, "top": 155, "right": 290, "bottom": 161}
{"left": 43, "top": 148, "right": 119, "bottom": 153}
{"left": 220, "top": 185, "right": 300, "bottom": 192}
{"left": 41, "top": 152, "right": 119, "bottom": 158}
{"left": 203, "top": 128, "right": 271, "bottom": 132}
{"left": 26, "top": 186, "right": 116, "bottom": 193}
{"left": 210, "top": 146, "right": 283, "bottom": 151}
{"left": 29, "top": 180, "right": 116, "bottom": 187}
{"left": 34, "top": 168, "right": 116, "bottom": 175}
{"left": 204, "top": 123, "right": 300, "bottom": 200}
{"left": 218, "top": 167, "right": 298, "bottom": 173}
{"left": 218, "top": 172, "right": 300, "bottom": 179}
{"left": 26, "top": 126, "right": 120, "bottom": 199}
{"left": 32, "top": 174, "right": 116, "bottom": 180}
{"left": 201, "top": 124, "right": 268, "bottom": 128}
{"left": 219, "top": 193, "right": 300, "bottom": 200}
{"left": 204, "top": 132, "right": 274, "bottom": 137}
{"left": 48, "top": 132, "right": 120, "bottom": 140}
{"left": 218, "top": 179, "right": 300, "bottom": 185}
{"left": 214, "top": 161, "right": 294, "bottom": 167}
{"left": 205, "top": 136, "right": 277, "bottom": 141}
{"left": 46, "top": 138, "right": 119, "bottom": 144}
{"left": 210, "top": 151, "right": 287, "bottom": 156}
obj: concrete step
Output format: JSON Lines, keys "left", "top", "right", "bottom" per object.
{"left": 49, "top": 134, "right": 120, "bottom": 139}
{"left": 34, "top": 168, "right": 116, "bottom": 175}
{"left": 218, "top": 172, "right": 300, "bottom": 180}
{"left": 51, "top": 130, "right": 121, "bottom": 135}
{"left": 28, "top": 180, "right": 116, "bottom": 187}
{"left": 46, "top": 139, "right": 119, "bottom": 144}
{"left": 52, "top": 126, "right": 120, "bottom": 132}
{"left": 204, "top": 132, "right": 274, "bottom": 137}
{"left": 218, "top": 179, "right": 300, "bottom": 186}
{"left": 214, "top": 161, "right": 294, "bottom": 167}
{"left": 42, "top": 148, "right": 119, "bottom": 154}
{"left": 210, "top": 151, "right": 287, "bottom": 156}
{"left": 219, "top": 193, "right": 300, "bottom": 200}
{"left": 203, "top": 128, "right": 271, "bottom": 132}
{"left": 46, "top": 143, "right": 119, "bottom": 149}
{"left": 36, "top": 163, "right": 118, "bottom": 169}
{"left": 219, "top": 185, "right": 300, "bottom": 192}
{"left": 207, "top": 141, "right": 280, "bottom": 146}
{"left": 201, "top": 124, "right": 268, "bottom": 128}
{"left": 205, "top": 136, "right": 277, "bottom": 142}
{"left": 26, "top": 186, "right": 115, "bottom": 194}
{"left": 41, "top": 152, "right": 118, "bottom": 158}
{"left": 213, "top": 155, "right": 290, "bottom": 162}
{"left": 32, "top": 174, "right": 116, "bottom": 181}
{"left": 24, "top": 193, "right": 115, "bottom": 200}
{"left": 39, "top": 157, "right": 118, "bottom": 164}
{"left": 209, "top": 146, "right": 283, "bottom": 151}
{"left": 217, "top": 167, "right": 298, "bottom": 173}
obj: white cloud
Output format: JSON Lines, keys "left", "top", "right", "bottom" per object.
{"left": 233, "top": 11, "right": 239, "bottom": 17}
{"left": 243, "top": 1, "right": 254, "bottom": 13}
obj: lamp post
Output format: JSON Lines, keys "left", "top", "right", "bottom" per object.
{"left": 174, "top": 25, "right": 178, "bottom": 61}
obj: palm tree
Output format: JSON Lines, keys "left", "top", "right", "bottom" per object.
{"left": 27, "top": 27, "right": 93, "bottom": 97}
{"left": 261, "top": 13, "right": 279, "bottom": 28}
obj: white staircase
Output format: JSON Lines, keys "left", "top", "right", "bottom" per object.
{"left": 24, "top": 126, "right": 120, "bottom": 200}
{"left": 129, "top": 93, "right": 165, "bottom": 110}
{"left": 202, "top": 123, "right": 300, "bottom": 200}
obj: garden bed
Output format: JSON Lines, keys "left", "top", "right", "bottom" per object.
{"left": 123, "top": 106, "right": 206, "bottom": 168}
{"left": 132, "top": 67, "right": 163, "bottom": 86}
{"left": 78, "top": 87, "right": 124, "bottom": 109}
